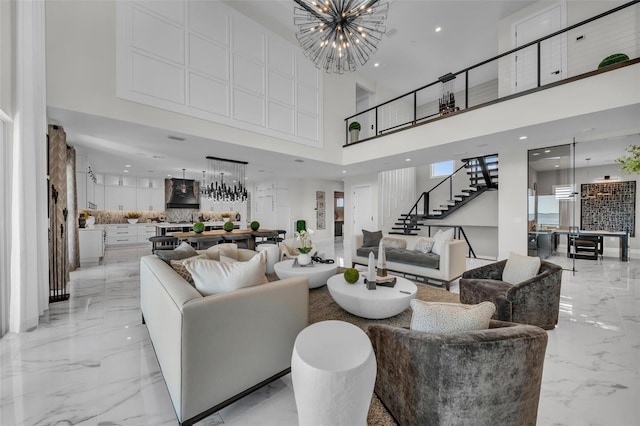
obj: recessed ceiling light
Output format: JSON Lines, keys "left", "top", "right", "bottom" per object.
{"left": 244, "top": 177, "right": 248, "bottom": 180}
{"left": 519, "top": 136, "right": 527, "bottom": 140}
{"left": 374, "top": 63, "right": 379, "bottom": 67}
{"left": 125, "top": 164, "right": 131, "bottom": 167}
{"left": 167, "top": 174, "right": 172, "bottom": 177}
{"left": 554, "top": 165, "right": 560, "bottom": 168}
{"left": 544, "top": 150, "right": 551, "bottom": 153}
{"left": 532, "top": 153, "right": 540, "bottom": 156}
{"left": 295, "top": 159, "right": 304, "bottom": 163}
{"left": 123, "top": 170, "right": 128, "bottom": 173}
{"left": 405, "top": 158, "right": 411, "bottom": 162}
{"left": 342, "top": 170, "right": 347, "bottom": 173}
{"left": 435, "top": 27, "right": 442, "bottom": 32}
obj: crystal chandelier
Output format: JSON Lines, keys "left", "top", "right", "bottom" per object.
{"left": 293, "top": 0, "right": 389, "bottom": 74}
{"left": 200, "top": 157, "right": 248, "bottom": 203}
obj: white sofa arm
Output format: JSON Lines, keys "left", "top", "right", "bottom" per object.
{"left": 440, "top": 239, "right": 467, "bottom": 281}
{"left": 179, "top": 277, "right": 308, "bottom": 421}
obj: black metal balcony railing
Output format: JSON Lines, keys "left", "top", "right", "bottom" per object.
{"left": 344, "top": 0, "right": 640, "bottom": 146}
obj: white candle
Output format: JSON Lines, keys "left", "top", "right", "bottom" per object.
{"left": 377, "top": 240, "right": 386, "bottom": 272}
{"left": 367, "top": 251, "right": 376, "bottom": 282}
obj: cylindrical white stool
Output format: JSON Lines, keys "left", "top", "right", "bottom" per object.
{"left": 291, "top": 320, "right": 376, "bottom": 426}
{"left": 255, "top": 244, "right": 279, "bottom": 274}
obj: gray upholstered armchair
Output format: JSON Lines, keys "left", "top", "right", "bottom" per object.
{"left": 367, "top": 321, "right": 548, "bottom": 426}
{"left": 459, "top": 259, "right": 563, "bottom": 330}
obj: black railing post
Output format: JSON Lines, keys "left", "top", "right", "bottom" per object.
{"left": 537, "top": 41, "right": 541, "bottom": 87}
{"left": 375, "top": 107, "right": 379, "bottom": 135}
{"left": 413, "top": 92, "right": 417, "bottom": 124}
{"left": 449, "top": 175, "right": 453, "bottom": 202}
{"left": 345, "top": 119, "right": 348, "bottom": 145}
{"left": 465, "top": 70, "right": 469, "bottom": 109}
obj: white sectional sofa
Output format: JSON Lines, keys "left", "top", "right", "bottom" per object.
{"left": 352, "top": 233, "right": 467, "bottom": 290}
{"left": 140, "top": 254, "right": 309, "bottom": 426}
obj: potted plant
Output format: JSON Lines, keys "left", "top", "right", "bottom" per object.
{"left": 296, "top": 229, "right": 314, "bottom": 265}
{"left": 616, "top": 145, "right": 640, "bottom": 173}
{"left": 193, "top": 222, "right": 205, "bottom": 233}
{"left": 221, "top": 213, "right": 231, "bottom": 222}
{"left": 223, "top": 221, "right": 234, "bottom": 232}
{"left": 598, "top": 53, "right": 629, "bottom": 69}
{"left": 349, "top": 121, "right": 361, "bottom": 143}
{"left": 78, "top": 211, "right": 88, "bottom": 228}
{"left": 125, "top": 212, "right": 141, "bottom": 224}
{"left": 250, "top": 220, "right": 260, "bottom": 231}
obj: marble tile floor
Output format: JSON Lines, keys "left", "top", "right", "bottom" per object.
{"left": 0, "top": 242, "right": 638, "bottom": 425}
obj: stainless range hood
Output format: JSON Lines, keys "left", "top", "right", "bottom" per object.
{"left": 165, "top": 178, "right": 200, "bottom": 209}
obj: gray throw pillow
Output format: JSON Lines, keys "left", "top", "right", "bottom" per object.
{"left": 362, "top": 230, "right": 383, "bottom": 247}
{"left": 156, "top": 241, "right": 197, "bottom": 264}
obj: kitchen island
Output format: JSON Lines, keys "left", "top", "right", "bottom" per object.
{"left": 154, "top": 222, "right": 242, "bottom": 236}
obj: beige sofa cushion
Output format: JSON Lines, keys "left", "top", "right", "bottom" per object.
{"left": 431, "top": 228, "right": 455, "bottom": 255}
{"left": 205, "top": 243, "right": 238, "bottom": 261}
{"left": 186, "top": 251, "right": 268, "bottom": 296}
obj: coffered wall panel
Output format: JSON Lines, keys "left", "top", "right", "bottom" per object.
{"left": 118, "top": 0, "right": 322, "bottom": 146}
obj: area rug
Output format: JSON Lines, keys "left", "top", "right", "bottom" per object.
{"left": 307, "top": 280, "right": 461, "bottom": 426}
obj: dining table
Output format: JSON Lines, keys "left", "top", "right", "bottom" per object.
{"left": 169, "top": 228, "right": 279, "bottom": 250}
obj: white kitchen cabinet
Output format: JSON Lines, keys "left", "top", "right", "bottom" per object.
{"left": 105, "top": 174, "right": 137, "bottom": 187}
{"left": 136, "top": 187, "right": 165, "bottom": 211}
{"left": 137, "top": 177, "right": 165, "bottom": 188}
{"left": 105, "top": 186, "right": 137, "bottom": 211}
{"left": 79, "top": 228, "right": 104, "bottom": 265}
{"left": 105, "top": 224, "right": 138, "bottom": 246}
{"left": 137, "top": 225, "right": 156, "bottom": 244}
{"left": 104, "top": 174, "right": 121, "bottom": 186}
{"left": 150, "top": 188, "right": 165, "bottom": 210}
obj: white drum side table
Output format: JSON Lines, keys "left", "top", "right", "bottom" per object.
{"left": 255, "top": 243, "right": 279, "bottom": 274}
{"left": 291, "top": 320, "right": 376, "bottom": 426}
{"left": 327, "top": 274, "right": 417, "bottom": 319}
{"left": 273, "top": 259, "right": 337, "bottom": 288}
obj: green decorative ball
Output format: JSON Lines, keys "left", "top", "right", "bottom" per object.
{"left": 250, "top": 221, "right": 260, "bottom": 231}
{"left": 193, "top": 222, "right": 205, "bottom": 233}
{"left": 343, "top": 268, "right": 360, "bottom": 284}
{"left": 223, "top": 221, "right": 234, "bottom": 232}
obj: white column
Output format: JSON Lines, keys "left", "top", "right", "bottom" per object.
{"left": 10, "top": 0, "right": 49, "bottom": 332}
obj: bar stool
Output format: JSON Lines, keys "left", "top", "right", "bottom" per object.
{"left": 148, "top": 236, "right": 179, "bottom": 254}
{"left": 253, "top": 230, "right": 279, "bottom": 246}
{"left": 187, "top": 236, "right": 223, "bottom": 250}
{"left": 222, "top": 234, "right": 252, "bottom": 249}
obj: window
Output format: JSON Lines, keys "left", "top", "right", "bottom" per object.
{"left": 431, "top": 160, "right": 454, "bottom": 178}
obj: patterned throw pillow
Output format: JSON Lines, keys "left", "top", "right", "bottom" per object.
{"left": 170, "top": 254, "right": 207, "bottom": 284}
{"left": 156, "top": 241, "right": 197, "bottom": 264}
{"left": 362, "top": 229, "right": 383, "bottom": 247}
{"left": 410, "top": 300, "right": 495, "bottom": 333}
{"left": 501, "top": 252, "right": 541, "bottom": 285}
{"left": 414, "top": 238, "right": 435, "bottom": 254}
{"left": 382, "top": 237, "right": 407, "bottom": 250}
{"left": 186, "top": 251, "right": 268, "bottom": 296}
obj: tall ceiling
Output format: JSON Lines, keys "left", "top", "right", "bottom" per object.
{"left": 49, "top": 0, "right": 638, "bottom": 182}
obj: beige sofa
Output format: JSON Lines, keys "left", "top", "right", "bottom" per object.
{"left": 140, "top": 254, "right": 309, "bottom": 426}
{"left": 352, "top": 233, "right": 467, "bottom": 291}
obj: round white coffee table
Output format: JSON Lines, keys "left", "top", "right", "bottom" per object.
{"left": 274, "top": 259, "right": 337, "bottom": 289}
{"left": 291, "top": 320, "right": 376, "bottom": 426}
{"left": 327, "top": 274, "right": 417, "bottom": 319}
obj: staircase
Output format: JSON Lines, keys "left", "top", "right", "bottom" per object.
{"left": 391, "top": 154, "right": 498, "bottom": 235}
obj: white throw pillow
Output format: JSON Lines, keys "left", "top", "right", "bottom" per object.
{"left": 431, "top": 228, "right": 455, "bottom": 255}
{"left": 410, "top": 300, "right": 496, "bottom": 333}
{"left": 205, "top": 243, "right": 238, "bottom": 261}
{"left": 186, "top": 251, "right": 268, "bottom": 296}
{"left": 501, "top": 252, "right": 541, "bottom": 285}
{"left": 414, "top": 238, "right": 435, "bottom": 254}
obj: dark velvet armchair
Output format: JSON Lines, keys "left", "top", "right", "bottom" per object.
{"left": 459, "top": 259, "right": 563, "bottom": 330}
{"left": 367, "top": 321, "right": 548, "bottom": 426}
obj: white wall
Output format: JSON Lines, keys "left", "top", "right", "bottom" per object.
{"left": 498, "top": 144, "right": 529, "bottom": 258}
{"left": 0, "top": 0, "right": 12, "bottom": 116}
{"left": 45, "top": 0, "right": 345, "bottom": 164}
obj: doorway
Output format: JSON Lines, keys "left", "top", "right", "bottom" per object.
{"left": 352, "top": 185, "right": 374, "bottom": 237}
{"left": 334, "top": 191, "right": 344, "bottom": 237}
{"left": 512, "top": 3, "right": 566, "bottom": 93}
